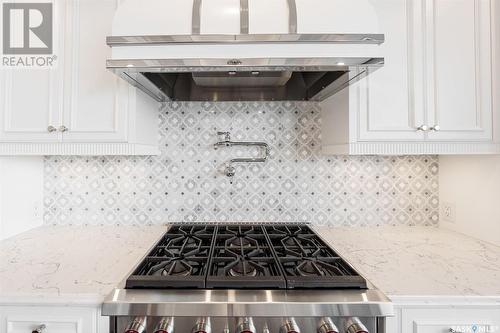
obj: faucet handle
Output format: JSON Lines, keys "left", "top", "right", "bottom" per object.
{"left": 217, "top": 131, "right": 231, "bottom": 141}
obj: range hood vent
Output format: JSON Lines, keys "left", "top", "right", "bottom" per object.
{"left": 107, "top": 0, "right": 384, "bottom": 102}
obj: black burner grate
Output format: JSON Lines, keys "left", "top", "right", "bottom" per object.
{"left": 206, "top": 225, "right": 286, "bottom": 288}
{"left": 126, "top": 225, "right": 215, "bottom": 288}
{"left": 265, "top": 225, "right": 367, "bottom": 289}
{"left": 125, "top": 224, "right": 367, "bottom": 289}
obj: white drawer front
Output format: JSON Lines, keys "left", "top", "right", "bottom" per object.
{"left": 7, "top": 318, "right": 79, "bottom": 333}
{"left": 402, "top": 308, "right": 500, "bottom": 333}
{"left": 0, "top": 306, "right": 99, "bottom": 333}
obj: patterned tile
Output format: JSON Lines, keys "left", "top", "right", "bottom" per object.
{"left": 43, "top": 102, "right": 439, "bottom": 226}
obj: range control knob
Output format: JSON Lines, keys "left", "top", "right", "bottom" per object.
{"left": 317, "top": 317, "right": 339, "bottom": 333}
{"left": 192, "top": 317, "right": 211, "bottom": 333}
{"left": 279, "top": 318, "right": 301, "bottom": 333}
{"left": 124, "top": 317, "right": 146, "bottom": 333}
{"left": 344, "top": 317, "right": 369, "bottom": 333}
{"left": 154, "top": 317, "right": 174, "bottom": 333}
{"left": 236, "top": 317, "right": 256, "bottom": 333}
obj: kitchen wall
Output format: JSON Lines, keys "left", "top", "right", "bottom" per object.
{"left": 43, "top": 102, "right": 439, "bottom": 226}
{"left": 440, "top": 155, "right": 500, "bottom": 246}
{"left": 0, "top": 157, "right": 44, "bottom": 240}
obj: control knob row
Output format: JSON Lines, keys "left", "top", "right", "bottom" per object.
{"left": 123, "top": 316, "right": 369, "bottom": 333}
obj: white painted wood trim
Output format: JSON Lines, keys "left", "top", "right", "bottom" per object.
{"left": 0, "top": 143, "right": 160, "bottom": 156}
{"left": 322, "top": 142, "right": 500, "bottom": 155}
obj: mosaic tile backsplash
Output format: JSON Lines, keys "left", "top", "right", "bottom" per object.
{"left": 43, "top": 102, "right": 439, "bottom": 226}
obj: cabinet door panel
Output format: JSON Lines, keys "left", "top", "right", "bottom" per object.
{"left": 0, "top": 69, "right": 62, "bottom": 142}
{"left": 0, "top": 306, "right": 99, "bottom": 333}
{"left": 62, "top": 0, "right": 126, "bottom": 142}
{"left": 426, "top": 0, "right": 493, "bottom": 141}
{"left": 402, "top": 308, "right": 500, "bottom": 333}
{"left": 356, "top": 0, "right": 425, "bottom": 141}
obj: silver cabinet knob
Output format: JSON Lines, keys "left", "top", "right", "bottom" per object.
{"left": 32, "top": 324, "right": 46, "bottom": 333}
{"left": 47, "top": 126, "right": 57, "bottom": 133}
{"left": 430, "top": 125, "right": 441, "bottom": 131}
{"left": 59, "top": 125, "right": 68, "bottom": 132}
{"left": 416, "top": 125, "right": 429, "bottom": 132}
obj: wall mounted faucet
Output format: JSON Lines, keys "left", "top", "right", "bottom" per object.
{"left": 214, "top": 131, "right": 270, "bottom": 183}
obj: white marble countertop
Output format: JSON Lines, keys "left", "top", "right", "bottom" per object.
{"left": 0, "top": 225, "right": 167, "bottom": 305}
{"left": 1, "top": 225, "right": 500, "bottom": 306}
{"left": 314, "top": 226, "right": 500, "bottom": 303}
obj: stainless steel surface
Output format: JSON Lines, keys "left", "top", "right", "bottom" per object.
{"left": 287, "top": 0, "right": 298, "bottom": 33}
{"left": 107, "top": 57, "right": 383, "bottom": 71}
{"left": 192, "top": 317, "right": 211, "bottom": 333}
{"left": 192, "top": 71, "right": 293, "bottom": 87}
{"left": 124, "top": 316, "right": 146, "bottom": 333}
{"left": 31, "top": 324, "right": 46, "bottom": 333}
{"left": 240, "top": 0, "right": 249, "bottom": 34}
{"left": 47, "top": 126, "right": 57, "bottom": 133}
{"left": 153, "top": 317, "right": 174, "bottom": 333}
{"left": 58, "top": 125, "right": 68, "bottom": 132}
{"left": 106, "top": 57, "right": 383, "bottom": 102}
{"left": 214, "top": 131, "right": 269, "bottom": 181}
{"left": 345, "top": 317, "right": 369, "bottom": 333}
{"left": 236, "top": 317, "right": 256, "bottom": 333}
{"left": 318, "top": 317, "right": 339, "bottom": 333}
{"left": 280, "top": 318, "right": 300, "bottom": 333}
{"left": 106, "top": 34, "right": 385, "bottom": 46}
{"left": 192, "top": 0, "right": 202, "bottom": 35}
{"left": 102, "top": 288, "right": 393, "bottom": 317}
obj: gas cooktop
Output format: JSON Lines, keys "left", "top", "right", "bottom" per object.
{"left": 126, "top": 224, "right": 367, "bottom": 289}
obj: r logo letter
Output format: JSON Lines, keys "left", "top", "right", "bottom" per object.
{"left": 2, "top": 3, "right": 53, "bottom": 55}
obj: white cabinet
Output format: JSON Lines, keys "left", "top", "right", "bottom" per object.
{"left": 0, "top": 305, "right": 107, "bottom": 333}
{"left": 322, "top": 0, "right": 499, "bottom": 155}
{"left": 62, "top": 0, "right": 126, "bottom": 143}
{"left": 0, "top": 0, "right": 159, "bottom": 155}
{"left": 401, "top": 308, "right": 500, "bottom": 333}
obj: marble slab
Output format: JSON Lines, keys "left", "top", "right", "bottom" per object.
{"left": 0, "top": 225, "right": 167, "bottom": 305}
{"left": 314, "top": 226, "right": 500, "bottom": 300}
{"left": 1, "top": 225, "right": 500, "bottom": 305}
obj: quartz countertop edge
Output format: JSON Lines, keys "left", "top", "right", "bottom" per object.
{"left": 0, "top": 224, "right": 169, "bottom": 306}
{"left": 313, "top": 225, "right": 500, "bottom": 302}
{"left": 1, "top": 224, "right": 500, "bottom": 306}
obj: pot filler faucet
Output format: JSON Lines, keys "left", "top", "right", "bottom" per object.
{"left": 214, "top": 131, "right": 270, "bottom": 183}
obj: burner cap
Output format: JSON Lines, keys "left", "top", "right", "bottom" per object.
{"left": 153, "top": 260, "right": 192, "bottom": 277}
{"left": 228, "top": 261, "right": 258, "bottom": 277}
{"left": 228, "top": 236, "right": 253, "bottom": 247}
{"left": 295, "top": 260, "right": 324, "bottom": 277}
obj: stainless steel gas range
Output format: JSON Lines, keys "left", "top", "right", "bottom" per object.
{"left": 102, "top": 224, "right": 393, "bottom": 333}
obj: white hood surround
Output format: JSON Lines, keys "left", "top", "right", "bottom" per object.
{"left": 107, "top": 0, "right": 385, "bottom": 102}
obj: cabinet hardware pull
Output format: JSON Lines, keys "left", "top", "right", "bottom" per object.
{"left": 416, "top": 125, "right": 429, "bottom": 132}
{"left": 59, "top": 125, "right": 68, "bottom": 132}
{"left": 430, "top": 125, "right": 441, "bottom": 131}
{"left": 47, "top": 126, "right": 57, "bottom": 133}
{"left": 32, "top": 324, "right": 46, "bottom": 333}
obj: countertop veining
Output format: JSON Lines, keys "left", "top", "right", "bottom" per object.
{"left": 0, "top": 225, "right": 167, "bottom": 305}
{"left": 314, "top": 226, "right": 500, "bottom": 300}
{"left": 1, "top": 224, "right": 500, "bottom": 305}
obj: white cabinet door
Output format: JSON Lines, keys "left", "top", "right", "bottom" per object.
{"left": 402, "top": 308, "right": 500, "bottom": 333}
{"left": 61, "top": 0, "right": 127, "bottom": 142}
{"left": 424, "top": 0, "right": 493, "bottom": 141}
{"left": 0, "top": 69, "right": 62, "bottom": 142}
{"left": 356, "top": 0, "right": 426, "bottom": 142}
{"left": 0, "top": 306, "right": 101, "bottom": 333}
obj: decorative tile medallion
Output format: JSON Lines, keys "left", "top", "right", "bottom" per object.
{"left": 43, "top": 102, "right": 439, "bottom": 226}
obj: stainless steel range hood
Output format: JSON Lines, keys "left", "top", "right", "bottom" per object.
{"left": 107, "top": 55, "right": 383, "bottom": 102}
{"left": 107, "top": 0, "right": 385, "bottom": 102}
